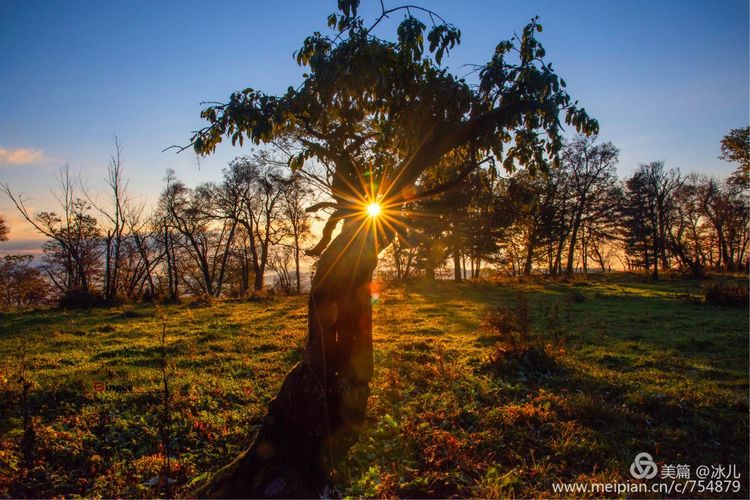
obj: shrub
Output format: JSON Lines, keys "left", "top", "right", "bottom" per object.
{"left": 58, "top": 289, "right": 103, "bottom": 310}
{"left": 704, "top": 280, "right": 749, "bottom": 307}
{"left": 187, "top": 295, "right": 213, "bottom": 308}
{"left": 543, "top": 299, "right": 570, "bottom": 343}
{"left": 486, "top": 344, "right": 560, "bottom": 378}
{"left": 483, "top": 293, "right": 530, "bottom": 348}
{"left": 482, "top": 293, "right": 564, "bottom": 378}
{"left": 567, "top": 289, "right": 587, "bottom": 303}
{"left": 248, "top": 288, "right": 279, "bottom": 302}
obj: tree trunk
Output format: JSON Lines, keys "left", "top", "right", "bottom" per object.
{"left": 104, "top": 232, "right": 113, "bottom": 301}
{"left": 523, "top": 233, "right": 536, "bottom": 276}
{"left": 652, "top": 233, "right": 660, "bottom": 279}
{"left": 215, "top": 222, "right": 237, "bottom": 297}
{"left": 294, "top": 231, "right": 301, "bottom": 294}
{"left": 720, "top": 238, "right": 733, "bottom": 272}
{"left": 404, "top": 248, "right": 414, "bottom": 279}
{"left": 453, "top": 246, "right": 462, "bottom": 281}
{"left": 581, "top": 226, "right": 588, "bottom": 274}
{"left": 565, "top": 215, "right": 582, "bottom": 275}
{"left": 254, "top": 240, "right": 269, "bottom": 291}
{"left": 553, "top": 229, "right": 567, "bottom": 277}
{"left": 424, "top": 244, "right": 436, "bottom": 280}
{"left": 197, "top": 219, "right": 378, "bottom": 498}
{"left": 547, "top": 242, "right": 554, "bottom": 275}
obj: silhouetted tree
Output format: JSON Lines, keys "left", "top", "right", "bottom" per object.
{"left": 122, "top": 201, "right": 163, "bottom": 300}
{"left": 180, "top": 1, "right": 597, "bottom": 496}
{"left": 560, "top": 135, "right": 619, "bottom": 274}
{"left": 159, "top": 171, "right": 236, "bottom": 297}
{"left": 620, "top": 162, "right": 683, "bottom": 278}
{"left": 218, "top": 154, "right": 288, "bottom": 293}
{"left": 0, "top": 255, "right": 49, "bottom": 308}
{"left": 698, "top": 177, "right": 749, "bottom": 272}
{"left": 502, "top": 167, "right": 566, "bottom": 275}
{"left": 3, "top": 164, "right": 102, "bottom": 298}
{"left": 280, "top": 172, "right": 313, "bottom": 293}
{"left": 667, "top": 175, "right": 709, "bottom": 276}
{"left": 84, "top": 137, "right": 129, "bottom": 303}
{"left": 719, "top": 126, "right": 749, "bottom": 188}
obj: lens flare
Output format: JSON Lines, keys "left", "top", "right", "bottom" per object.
{"left": 366, "top": 202, "right": 381, "bottom": 217}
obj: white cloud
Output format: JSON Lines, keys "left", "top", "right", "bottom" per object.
{"left": 0, "top": 147, "right": 44, "bottom": 165}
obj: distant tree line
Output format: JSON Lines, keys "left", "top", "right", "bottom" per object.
{"left": 0, "top": 128, "right": 747, "bottom": 308}
{"left": 0, "top": 214, "right": 49, "bottom": 308}
{"left": 0, "top": 141, "right": 314, "bottom": 308}
{"left": 382, "top": 128, "right": 749, "bottom": 280}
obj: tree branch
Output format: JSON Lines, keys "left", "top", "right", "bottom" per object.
{"left": 306, "top": 209, "right": 345, "bottom": 256}
{"left": 389, "top": 99, "right": 541, "bottom": 198}
{"left": 408, "top": 156, "right": 492, "bottom": 202}
{"left": 305, "top": 201, "right": 338, "bottom": 213}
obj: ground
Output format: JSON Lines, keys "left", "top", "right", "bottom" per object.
{"left": 0, "top": 273, "right": 747, "bottom": 498}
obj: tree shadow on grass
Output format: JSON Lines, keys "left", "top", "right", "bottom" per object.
{"left": 362, "top": 279, "right": 748, "bottom": 497}
{"left": 402, "top": 278, "right": 748, "bottom": 380}
{"left": 485, "top": 346, "right": 748, "bottom": 489}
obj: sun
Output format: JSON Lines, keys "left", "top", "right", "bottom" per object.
{"left": 366, "top": 202, "right": 381, "bottom": 218}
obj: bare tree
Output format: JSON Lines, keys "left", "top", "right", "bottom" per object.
{"left": 2, "top": 163, "right": 102, "bottom": 297}
{"left": 219, "top": 154, "right": 288, "bottom": 292}
{"left": 122, "top": 200, "right": 163, "bottom": 299}
{"left": 390, "top": 232, "right": 417, "bottom": 280}
{"left": 268, "top": 245, "right": 294, "bottom": 293}
{"left": 280, "top": 173, "right": 313, "bottom": 293}
{"left": 160, "top": 171, "right": 236, "bottom": 297}
{"left": 83, "top": 137, "right": 129, "bottom": 303}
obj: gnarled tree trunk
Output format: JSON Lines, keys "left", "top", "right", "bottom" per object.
{"left": 197, "top": 218, "right": 378, "bottom": 498}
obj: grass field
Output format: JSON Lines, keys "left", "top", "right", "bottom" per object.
{"left": 0, "top": 273, "right": 747, "bottom": 498}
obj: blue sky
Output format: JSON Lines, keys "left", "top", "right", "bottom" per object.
{"left": 0, "top": 0, "right": 748, "bottom": 249}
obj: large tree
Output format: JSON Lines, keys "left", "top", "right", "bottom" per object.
{"left": 159, "top": 171, "right": 237, "bottom": 297}
{"left": 218, "top": 154, "right": 289, "bottom": 292}
{"left": 183, "top": 2, "right": 597, "bottom": 496}
{"left": 560, "top": 135, "right": 619, "bottom": 274}
{"left": 719, "top": 126, "right": 749, "bottom": 187}
{"left": 620, "top": 162, "right": 683, "bottom": 278}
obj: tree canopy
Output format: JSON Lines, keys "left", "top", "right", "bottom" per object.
{"left": 185, "top": 0, "right": 598, "bottom": 258}
{"left": 720, "top": 126, "right": 749, "bottom": 187}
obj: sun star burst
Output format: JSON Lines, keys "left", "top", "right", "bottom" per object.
{"left": 366, "top": 202, "right": 381, "bottom": 217}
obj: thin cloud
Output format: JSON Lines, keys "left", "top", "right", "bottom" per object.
{"left": 0, "top": 147, "right": 44, "bottom": 165}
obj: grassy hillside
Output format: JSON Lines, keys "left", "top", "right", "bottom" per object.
{"left": 0, "top": 274, "right": 747, "bottom": 498}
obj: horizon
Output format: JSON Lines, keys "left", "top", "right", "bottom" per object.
{"left": 1, "top": 0, "right": 748, "bottom": 254}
